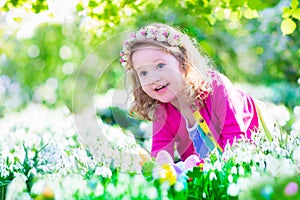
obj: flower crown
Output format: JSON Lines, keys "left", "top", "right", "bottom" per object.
{"left": 120, "top": 26, "right": 183, "bottom": 67}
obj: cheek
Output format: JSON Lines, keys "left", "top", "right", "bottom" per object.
{"left": 141, "top": 85, "right": 155, "bottom": 98}
{"left": 138, "top": 77, "right": 149, "bottom": 87}
{"left": 168, "top": 68, "right": 185, "bottom": 81}
{"left": 141, "top": 84, "right": 151, "bottom": 93}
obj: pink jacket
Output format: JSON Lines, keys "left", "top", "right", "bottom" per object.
{"left": 151, "top": 72, "right": 259, "bottom": 161}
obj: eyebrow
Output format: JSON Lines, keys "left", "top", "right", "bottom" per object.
{"left": 134, "top": 58, "right": 167, "bottom": 68}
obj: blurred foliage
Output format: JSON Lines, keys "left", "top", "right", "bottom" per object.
{"left": 1, "top": 23, "right": 86, "bottom": 110}
{"left": 0, "top": 0, "right": 299, "bottom": 116}
{"left": 1, "top": 0, "right": 48, "bottom": 13}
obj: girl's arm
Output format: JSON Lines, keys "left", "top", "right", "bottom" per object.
{"left": 211, "top": 73, "right": 257, "bottom": 148}
{"left": 151, "top": 104, "right": 176, "bottom": 159}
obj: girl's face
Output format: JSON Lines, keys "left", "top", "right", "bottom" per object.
{"left": 132, "top": 47, "right": 185, "bottom": 104}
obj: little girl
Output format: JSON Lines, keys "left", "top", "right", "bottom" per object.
{"left": 120, "top": 23, "right": 261, "bottom": 161}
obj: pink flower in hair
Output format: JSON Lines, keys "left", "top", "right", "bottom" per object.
{"left": 157, "top": 28, "right": 168, "bottom": 41}
{"left": 136, "top": 28, "right": 146, "bottom": 39}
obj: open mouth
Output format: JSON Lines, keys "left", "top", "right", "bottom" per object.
{"left": 154, "top": 83, "right": 169, "bottom": 92}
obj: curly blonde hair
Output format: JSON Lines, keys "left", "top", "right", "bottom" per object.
{"left": 123, "top": 23, "right": 214, "bottom": 121}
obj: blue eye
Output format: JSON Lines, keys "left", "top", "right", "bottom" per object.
{"left": 140, "top": 71, "right": 147, "bottom": 77}
{"left": 157, "top": 63, "right": 165, "bottom": 69}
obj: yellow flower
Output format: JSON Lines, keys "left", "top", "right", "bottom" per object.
{"left": 158, "top": 164, "right": 177, "bottom": 186}
{"left": 35, "top": 186, "right": 55, "bottom": 200}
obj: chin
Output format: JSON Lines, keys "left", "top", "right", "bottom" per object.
{"left": 157, "top": 97, "right": 176, "bottom": 104}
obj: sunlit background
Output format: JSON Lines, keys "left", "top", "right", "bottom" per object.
{"left": 1, "top": 0, "right": 300, "bottom": 199}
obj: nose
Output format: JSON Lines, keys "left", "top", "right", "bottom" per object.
{"left": 149, "top": 71, "right": 161, "bottom": 83}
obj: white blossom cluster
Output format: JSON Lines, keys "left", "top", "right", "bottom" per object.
{"left": 1, "top": 103, "right": 149, "bottom": 198}
{"left": 200, "top": 123, "right": 300, "bottom": 198}
{"left": 2, "top": 99, "right": 300, "bottom": 199}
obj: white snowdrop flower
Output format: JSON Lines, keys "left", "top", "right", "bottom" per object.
{"left": 293, "top": 147, "right": 300, "bottom": 163}
{"left": 160, "top": 182, "right": 170, "bottom": 199}
{"left": 231, "top": 166, "right": 237, "bottom": 175}
{"left": 278, "top": 158, "right": 296, "bottom": 176}
{"left": 130, "top": 176, "right": 145, "bottom": 196}
{"left": 115, "top": 181, "right": 128, "bottom": 197}
{"left": 118, "top": 172, "right": 131, "bottom": 184}
{"left": 266, "top": 157, "right": 281, "bottom": 177}
{"left": 0, "top": 169, "right": 9, "bottom": 178}
{"left": 274, "top": 104, "right": 290, "bottom": 126}
{"left": 130, "top": 183, "right": 140, "bottom": 198}
{"left": 237, "top": 177, "right": 250, "bottom": 191}
{"left": 95, "top": 166, "right": 112, "bottom": 178}
{"left": 19, "top": 193, "right": 32, "bottom": 200}
{"left": 28, "top": 168, "right": 37, "bottom": 177}
{"left": 259, "top": 160, "right": 266, "bottom": 170}
{"left": 252, "top": 153, "right": 262, "bottom": 163}
{"left": 261, "top": 142, "right": 271, "bottom": 152}
{"left": 31, "top": 179, "right": 46, "bottom": 195}
{"left": 228, "top": 174, "right": 233, "bottom": 183}
{"left": 213, "top": 160, "right": 222, "bottom": 171}
{"left": 146, "top": 186, "right": 158, "bottom": 199}
{"left": 250, "top": 131, "right": 257, "bottom": 140}
{"left": 240, "top": 151, "right": 252, "bottom": 163}
{"left": 106, "top": 183, "right": 117, "bottom": 197}
{"left": 61, "top": 175, "right": 83, "bottom": 194}
{"left": 5, "top": 173, "right": 28, "bottom": 199}
{"left": 222, "top": 151, "right": 231, "bottom": 161}
{"left": 203, "top": 162, "right": 213, "bottom": 172}
{"left": 227, "top": 183, "right": 240, "bottom": 196}
{"left": 133, "top": 174, "right": 146, "bottom": 185}
{"left": 174, "top": 181, "right": 184, "bottom": 191}
{"left": 94, "top": 183, "right": 104, "bottom": 196}
{"left": 209, "top": 172, "right": 217, "bottom": 181}
{"left": 275, "top": 147, "right": 289, "bottom": 157}
{"left": 161, "top": 181, "right": 170, "bottom": 191}
{"left": 238, "top": 166, "right": 245, "bottom": 176}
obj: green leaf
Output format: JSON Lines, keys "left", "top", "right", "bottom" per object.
{"left": 292, "top": 8, "right": 300, "bottom": 20}
{"left": 282, "top": 7, "right": 292, "bottom": 18}
{"left": 206, "top": 15, "right": 216, "bottom": 25}
{"left": 141, "top": 160, "right": 155, "bottom": 180}
{"left": 210, "top": 0, "right": 219, "bottom": 7}
{"left": 248, "top": 0, "right": 265, "bottom": 10}
{"left": 291, "top": 0, "right": 299, "bottom": 9}
{"left": 215, "top": 9, "right": 225, "bottom": 20}
{"left": 281, "top": 18, "right": 297, "bottom": 35}
{"left": 186, "top": 166, "right": 204, "bottom": 179}
{"left": 11, "top": 0, "right": 19, "bottom": 6}
{"left": 88, "top": 0, "right": 98, "bottom": 8}
{"left": 230, "top": 10, "right": 243, "bottom": 20}
{"left": 230, "top": 0, "right": 245, "bottom": 10}
{"left": 13, "top": 17, "right": 22, "bottom": 22}
{"left": 76, "top": 4, "right": 84, "bottom": 12}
